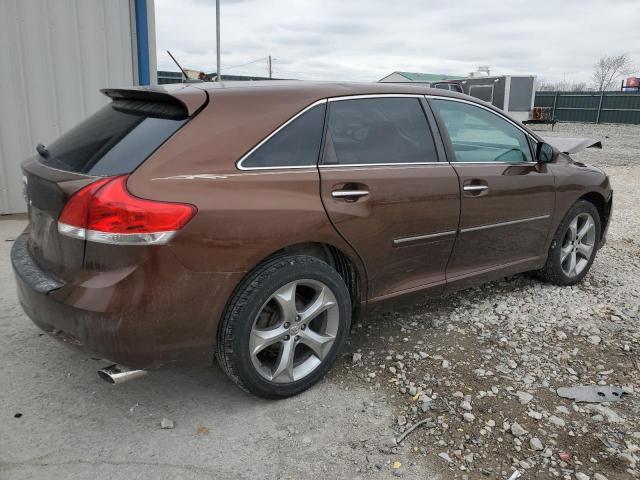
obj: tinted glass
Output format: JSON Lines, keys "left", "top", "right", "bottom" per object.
{"left": 323, "top": 98, "right": 437, "bottom": 165}
{"left": 242, "top": 104, "right": 326, "bottom": 168}
{"left": 40, "top": 100, "right": 187, "bottom": 176}
{"left": 431, "top": 99, "right": 533, "bottom": 163}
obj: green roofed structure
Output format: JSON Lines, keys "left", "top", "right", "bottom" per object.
{"left": 378, "top": 71, "right": 464, "bottom": 83}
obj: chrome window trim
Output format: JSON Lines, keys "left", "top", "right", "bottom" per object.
{"left": 426, "top": 95, "right": 539, "bottom": 163}
{"left": 327, "top": 93, "right": 425, "bottom": 102}
{"left": 236, "top": 99, "right": 328, "bottom": 171}
{"left": 460, "top": 214, "right": 551, "bottom": 234}
{"left": 393, "top": 230, "right": 457, "bottom": 246}
{"left": 322, "top": 94, "right": 441, "bottom": 168}
{"left": 319, "top": 162, "right": 445, "bottom": 168}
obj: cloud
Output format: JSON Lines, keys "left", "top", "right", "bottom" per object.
{"left": 154, "top": 0, "right": 640, "bottom": 83}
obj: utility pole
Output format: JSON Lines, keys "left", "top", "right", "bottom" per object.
{"left": 268, "top": 55, "right": 272, "bottom": 79}
{"left": 216, "top": 0, "right": 221, "bottom": 81}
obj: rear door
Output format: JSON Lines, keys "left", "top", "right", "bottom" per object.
{"left": 22, "top": 95, "right": 191, "bottom": 281}
{"left": 429, "top": 97, "right": 555, "bottom": 286}
{"left": 319, "top": 95, "right": 460, "bottom": 300}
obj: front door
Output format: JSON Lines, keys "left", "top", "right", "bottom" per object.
{"left": 319, "top": 96, "right": 460, "bottom": 301}
{"left": 429, "top": 98, "right": 555, "bottom": 286}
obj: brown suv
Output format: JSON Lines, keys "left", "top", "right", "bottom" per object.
{"left": 12, "top": 82, "right": 612, "bottom": 398}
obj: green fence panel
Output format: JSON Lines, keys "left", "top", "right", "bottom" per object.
{"left": 534, "top": 91, "right": 640, "bottom": 124}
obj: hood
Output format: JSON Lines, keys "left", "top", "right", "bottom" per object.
{"left": 543, "top": 137, "right": 602, "bottom": 155}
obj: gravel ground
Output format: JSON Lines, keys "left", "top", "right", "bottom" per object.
{"left": 1, "top": 122, "right": 638, "bottom": 480}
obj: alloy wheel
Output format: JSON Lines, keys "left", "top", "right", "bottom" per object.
{"left": 560, "top": 212, "right": 596, "bottom": 278}
{"left": 249, "top": 279, "right": 340, "bottom": 384}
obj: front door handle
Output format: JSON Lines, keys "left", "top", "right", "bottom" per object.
{"left": 462, "top": 179, "right": 490, "bottom": 197}
{"left": 332, "top": 189, "right": 369, "bottom": 199}
{"left": 463, "top": 185, "right": 489, "bottom": 192}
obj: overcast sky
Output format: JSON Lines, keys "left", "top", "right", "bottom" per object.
{"left": 155, "top": 0, "right": 639, "bottom": 84}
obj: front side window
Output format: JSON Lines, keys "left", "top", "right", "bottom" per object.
{"left": 322, "top": 97, "right": 438, "bottom": 165}
{"left": 431, "top": 99, "right": 532, "bottom": 163}
{"left": 241, "top": 103, "right": 326, "bottom": 168}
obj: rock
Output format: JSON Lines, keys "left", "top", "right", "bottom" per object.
{"left": 528, "top": 410, "right": 543, "bottom": 420}
{"left": 586, "top": 404, "right": 625, "bottom": 423}
{"left": 530, "top": 437, "right": 544, "bottom": 451}
{"left": 593, "top": 474, "right": 608, "bottom": 480}
{"left": 442, "top": 360, "right": 451, "bottom": 368}
{"left": 511, "top": 422, "right": 526, "bottom": 437}
{"left": 507, "top": 359, "right": 518, "bottom": 369}
{"left": 575, "top": 473, "right": 590, "bottom": 480}
{"left": 397, "top": 415, "right": 407, "bottom": 426}
{"left": 367, "top": 372, "right": 376, "bottom": 378}
{"left": 301, "top": 436, "right": 312, "bottom": 445}
{"left": 352, "top": 352, "right": 363, "bottom": 363}
{"left": 516, "top": 391, "right": 533, "bottom": 404}
{"left": 160, "top": 418, "right": 174, "bottom": 429}
{"left": 486, "top": 419, "right": 496, "bottom": 427}
{"left": 548, "top": 415, "right": 566, "bottom": 427}
{"left": 461, "top": 401, "right": 472, "bottom": 411}
{"left": 463, "top": 412, "right": 475, "bottom": 423}
{"left": 588, "top": 335, "right": 602, "bottom": 345}
{"left": 438, "top": 452, "right": 453, "bottom": 463}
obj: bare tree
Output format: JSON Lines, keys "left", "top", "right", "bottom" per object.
{"left": 536, "top": 78, "right": 590, "bottom": 92}
{"left": 592, "top": 54, "right": 635, "bottom": 91}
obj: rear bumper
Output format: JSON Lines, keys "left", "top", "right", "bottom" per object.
{"left": 11, "top": 232, "right": 242, "bottom": 369}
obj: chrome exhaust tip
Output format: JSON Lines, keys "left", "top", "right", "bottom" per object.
{"left": 98, "top": 364, "right": 147, "bottom": 384}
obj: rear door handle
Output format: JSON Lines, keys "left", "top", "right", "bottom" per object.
{"left": 332, "top": 190, "right": 369, "bottom": 199}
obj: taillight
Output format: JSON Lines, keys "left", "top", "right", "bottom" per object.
{"left": 58, "top": 176, "right": 196, "bottom": 245}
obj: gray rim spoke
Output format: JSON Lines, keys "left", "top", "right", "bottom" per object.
{"left": 576, "top": 242, "right": 593, "bottom": 259}
{"left": 577, "top": 217, "right": 594, "bottom": 241}
{"left": 249, "top": 326, "right": 286, "bottom": 356}
{"left": 299, "top": 328, "right": 335, "bottom": 360}
{"left": 560, "top": 244, "right": 572, "bottom": 262}
{"left": 273, "top": 282, "right": 299, "bottom": 323}
{"left": 567, "top": 251, "right": 577, "bottom": 276}
{"left": 271, "top": 339, "right": 295, "bottom": 382}
{"left": 568, "top": 217, "right": 578, "bottom": 241}
{"left": 299, "top": 286, "right": 336, "bottom": 324}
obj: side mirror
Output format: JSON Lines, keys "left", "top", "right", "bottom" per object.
{"left": 536, "top": 142, "right": 554, "bottom": 163}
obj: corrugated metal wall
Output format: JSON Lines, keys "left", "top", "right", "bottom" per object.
{"left": 535, "top": 92, "right": 640, "bottom": 124}
{"left": 0, "top": 0, "right": 136, "bottom": 214}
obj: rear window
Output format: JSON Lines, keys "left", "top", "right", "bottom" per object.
{"left": 240, "top": 103, "right": 326, "bottom": 169}
{"left": 38, "top": 99, "right": 187, "bottom": 176}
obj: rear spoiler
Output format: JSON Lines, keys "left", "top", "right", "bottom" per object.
{"left": 101, "top": 85, "right": 207, "bottom": 116}
{"left": 542, "top": 136, "right": 603, "bottom": 155}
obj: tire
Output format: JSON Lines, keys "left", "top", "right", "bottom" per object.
{"left": 215, "top": 254, "right": 352, "bottom": 399}
{"left": 536, "top": 200, "right": 601, "bottom": 286}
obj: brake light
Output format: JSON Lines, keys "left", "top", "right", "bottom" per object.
{"left": 58, "top": 176, "right": 196, "bottom": 245}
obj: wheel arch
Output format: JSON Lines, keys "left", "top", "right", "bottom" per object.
{"left": 578, "top": 191, "right": 611, "bottom": 243}
{"left": 223, "top": 241, "right": 367, "bottom": 328}
{"left": 274, "top": 242, "right": 366, "bottom": 318}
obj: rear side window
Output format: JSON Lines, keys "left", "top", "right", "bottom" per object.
{"left": 241, "top": 103, "right": 326, "bottom": 169}
{"left": 322, "top": 98, "right": 438, "bottom": 165}
{"left": 39, "top": 99, "right": 187, "bottom": 176}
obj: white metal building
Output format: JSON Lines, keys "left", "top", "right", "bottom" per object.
{"left": 0, "top": 0, "right": 156, "bottom": 214}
